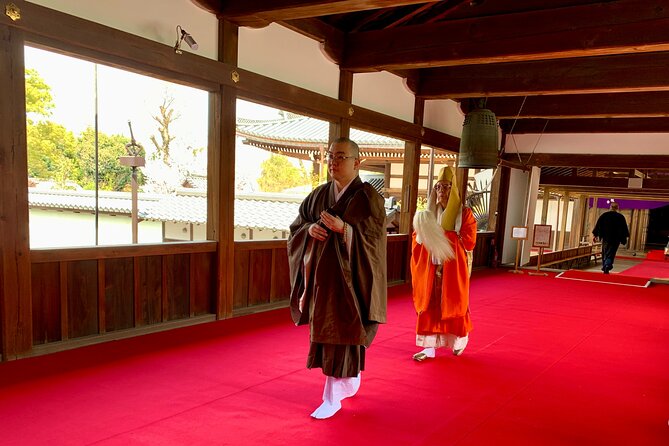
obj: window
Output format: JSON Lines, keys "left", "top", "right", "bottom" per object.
{"left": 234, "top": 99, "right": 328, "bottom": 241}
{"left": 25, "top": 46, "right": 209, "bottom": 248}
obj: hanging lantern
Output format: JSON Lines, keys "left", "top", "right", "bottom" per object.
{"left": 458, "top": 107, "right": 499, "bottom": 169}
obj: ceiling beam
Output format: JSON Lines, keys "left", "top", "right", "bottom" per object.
{"left": 191, "top": 0, "right": 435, "bottom": 27}
{"left": 500, "top": 118, "right": 669, "bottom": 134}
{"left": 464, "top": 92, "right": 669, "bottom": 119}
{"left": 280, "top": 18, "right": 345, "bottom": 63}
{"left": 342, "top": 0, "right": 669, "bottom": 71}
{"left": 501, "top": 154, "right": 669, "bottom": 170}
{"left": 416, "top": 52, "right": 669, "bottom": 98}
{"left": 539, "top": 175, "right": 669, "bottom": 192}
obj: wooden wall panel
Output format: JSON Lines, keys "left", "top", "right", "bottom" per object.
{"left": 31, "top": 262, "right": 61, "bottom": 345}
{"left": 233, "top": 249, "right": 250, "bottom": 309}
{"left": 248, "top": 249, "right": 272, "bottom": 306}
{"left": 104, "top": 258, "right": 134, "bottom": 332}
{"left": 136, "top": 256, "right": 162, "bottom": 326}
{"left": 191, "top": 252, "right": 215, "bottom": 315}
{"left": 165, "top": 254, "right": 189, "bottom": 320}
{"left": 473, "top": 232, "right": 494, "bottom": 268}
{"left": 270, "top": 248, "right": 291, "bottom": 303}
{"left": 67, "top": 260, "right": 98, "bottom": 338}
{"left": 387, "top": 235, "right": 409, "bottom": 284}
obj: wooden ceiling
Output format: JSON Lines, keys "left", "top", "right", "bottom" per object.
{"left": 192, "top": 0, "right": 669, "bottom": 198}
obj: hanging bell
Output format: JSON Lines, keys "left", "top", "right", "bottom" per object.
{"left": 458, "top": 108, "right": 499, "bottom": 169}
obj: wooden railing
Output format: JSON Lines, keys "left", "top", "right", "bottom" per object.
{"left": 232, "top": 234, "right": 411, "bottom": 315}
{"left": 526, "top": 244, "right": 601, "bottom": 269}
{"left": 30, "top": 242, "right": 217, "bottom": 346}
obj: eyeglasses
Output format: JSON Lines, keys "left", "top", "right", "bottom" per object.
{"left": 434, "top": 183, "right": 452, "bottom": 191}
{"left": 326, "top": 152, "right": 356, "bottom": 163}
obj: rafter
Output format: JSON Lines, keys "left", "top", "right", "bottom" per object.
{"left": 464, "top": 92, "right": 669, "bottom": 119}
{"left": 499, "top": 118, "right": 669, "bottom": 134}
{"left": 416, "top": 52, "right": 669, "bottom": 98}
{"left": 342, "top": 0, "right": 669, "bottom": 71}
{"left": 191, "top": 0, "right": 437, "bottom": 27}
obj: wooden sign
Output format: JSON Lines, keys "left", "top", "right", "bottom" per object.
{"left": 532, "top": 224, "right": 552, "bottom": 248}
{"left": 511, "top": 226, "right": 528, "bottom": 240}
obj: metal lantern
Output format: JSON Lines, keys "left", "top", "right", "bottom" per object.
{"left": 458, "top": 108, "right": 499, "bottom": 169}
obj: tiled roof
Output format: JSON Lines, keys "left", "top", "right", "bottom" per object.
{"left": 237, "top": 116, "right": 402, "bottom": 147}
{"left": 29, "top": 188, "right": 394, "bottom": 232}
{"left": 28, "top": 189, "right": 300, "bottom": 231}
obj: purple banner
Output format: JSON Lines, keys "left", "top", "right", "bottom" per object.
{"left": 589, "top": 198, "right": 669, "bottom": 210}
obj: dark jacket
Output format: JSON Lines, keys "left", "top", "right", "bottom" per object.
{"left": 593, "top": 210, "right": 630, "bottom": 245}
{"left": 287, "top": 177, "right": 387, "bottom": 347}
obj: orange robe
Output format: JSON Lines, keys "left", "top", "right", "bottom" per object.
{"left": 410, "top": 207, "right": 477, "bottom": 338}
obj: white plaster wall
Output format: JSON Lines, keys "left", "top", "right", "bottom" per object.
{"left": 505, "top": 133, "right": 669, "bottom": 155}
{"left": 423, "top": 99, "right": 465, "bottom": 137}
{"left": 352, "top": 72, "right": 415, "bottom": 122}
{"left": 27, "top": 0, "right": 219, "bottom": 60}
{"left": 239, "top": 24, "right": 340, "bottom": 98}
{"left": 29, "top": 209, "right": 162, "bottom": 248}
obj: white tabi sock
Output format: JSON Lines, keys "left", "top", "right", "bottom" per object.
{"left": 310, "top": 374, "right": 361, "bottom": 419}
{"left": 453, "top": 335, "right": 469, "bottom": 355}
{"left": 417, "top": 347, "right": 436, "bottom": 358}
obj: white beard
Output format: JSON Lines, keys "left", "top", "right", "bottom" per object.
{"left": 413, "top": 210, "right": 455, "bottom": 262}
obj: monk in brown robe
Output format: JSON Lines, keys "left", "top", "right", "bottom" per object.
{"left": 410, "top": 166, "right": 477, "bottom": 361}
{"left": 288, "top": 137, "right": 387, "bottom": 419}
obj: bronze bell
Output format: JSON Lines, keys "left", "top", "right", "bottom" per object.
{"left": 458, "top": 108, "right": 499, "bottom": 169}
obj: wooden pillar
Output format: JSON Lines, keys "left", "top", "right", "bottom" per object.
{"left": 399, "top": 97, "right": 424, "bottom": 234}
{"left": 0, "top": 25, "right": 33, "bottom": 359}
{"left": 558, "top": 191, "right": 570, "bottom": 250}
{"left": 208, "top": 20, "right": 238, "bottom": 319}
{"left": 541, "top": 187, "right": 550, "bottom": 224}
{"left": 329, "top": 70, "right": 353, "bottom": 142}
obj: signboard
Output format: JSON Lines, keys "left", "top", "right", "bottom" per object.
{"left": 532, "top": 224, "right": 552, "bottom": 248}
{"left": 511, "top": 226, "right": 528, "bottom": 240}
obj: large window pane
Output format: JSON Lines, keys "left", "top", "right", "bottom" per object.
{"left": 234, "top": 100, "right": 329, "bottom": 241}
{"left": 25, "top": 46, "right": 209, "bottom": 248}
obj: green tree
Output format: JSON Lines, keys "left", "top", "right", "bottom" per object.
{"left": 257, "top": 154, "right": 309, "bottom": 192}
{"left": 25, "top": 68, "right": 54, "bottom": 119}
{"left": 76, "top": 127, "right": 145, "bottom": 191}
{"left": 27, "top": 121, "right": 77, "bottom": 183}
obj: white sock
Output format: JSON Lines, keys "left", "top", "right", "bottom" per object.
{"left": 453, "top": 335, "right": 469, "bottom": 355}
{"left": 310, "top": 374, "right": 361, "bottom": 419}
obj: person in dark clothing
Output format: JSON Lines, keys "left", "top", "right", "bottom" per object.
{"left": 592, "top": 202, "right": 630, "bottom": 274}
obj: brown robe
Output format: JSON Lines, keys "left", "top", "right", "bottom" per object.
{"left": 288, "top": 177, "right": 387, "bottom": 377}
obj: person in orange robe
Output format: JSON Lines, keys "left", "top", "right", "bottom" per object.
{"left": 410, "top": 166, "right": 477, "bottom": 361}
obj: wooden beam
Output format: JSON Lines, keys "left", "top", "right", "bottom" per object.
{"left": 192, "top": 0, "right": 436, "bottom": 26}
{"left": 0, "top": 25, "right": 33, "bottom": 359}
{"left": 342, "top": 0, "right": 669, "bottom": 71}
{"left": 540, "top": 175, "right": 669, "bottom": 191}
{"left": 500, "top": 118, "right": 669, "bottom": 134}
{"left": 2, "top": 2, "right": 455, "bottom": 150}
{"left": 280, "top": 18, "right": 344, "bottom": 64}
{"left": 502, "top": 154, "right": 669, "bottom": 170}
{"left": 466, "top": 92, "right": 669, "bottom": 119}
{"left": 417, "top": 52, "right": 669, "bottom": 99}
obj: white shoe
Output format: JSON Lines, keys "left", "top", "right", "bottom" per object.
{"left": 453, "top": 335, "right": 468, "bottom": 356}
{"left": 413, "top": 347, "right": 436, "bottom": 361}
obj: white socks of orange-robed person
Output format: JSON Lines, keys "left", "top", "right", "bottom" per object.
{"left": 310, "top": 373, "right": 361, "bottom": 419}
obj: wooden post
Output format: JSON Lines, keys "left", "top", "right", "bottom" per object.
{"left": 0, "top": 25, "right": 33, "bottom": 359}
{"left": 208, "top": 20, "right": 238, "bottom": 319}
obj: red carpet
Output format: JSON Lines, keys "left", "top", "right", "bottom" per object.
{"left": 1, "top": 269, "right": 668, "bottom": 445}
{"left": 556, "top": 270, "right": 651, "bottom": 287}
{"left": 619, "top": 259, "right": 669, "bottom": 280}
